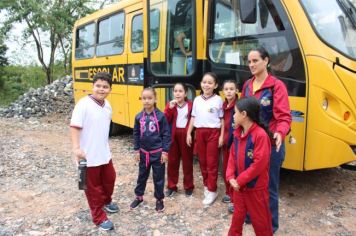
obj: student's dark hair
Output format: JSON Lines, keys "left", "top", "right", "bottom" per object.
{"left": 93, "top": 72, "right": 112, "bottom": 87}
{"left": 142, "top": 87, "right": 157, "bottom": 107}
{"left": 173, "top": 82, "right": 188, "bottom": 101}
{"left": 235, "top": 97, "right": 272, "bottom": 138}
{"left": 200, "top": 72, "right": 220, "bottom": 95}
{"left": 250, "top": 46, "right": 271, "bottom": 71}
{"left": 223, "top": 79, "right": 239, "bottom": 99}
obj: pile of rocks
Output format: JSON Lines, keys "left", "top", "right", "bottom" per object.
{"left": 0, "top": 76, "right": 74, "bottom": 119}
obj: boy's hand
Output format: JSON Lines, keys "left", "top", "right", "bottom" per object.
{"left": 218, "top": 135, "right": 224, "bottom": 148}
{"left": 161, "top": 152, "right": 168, "bottom": 164}
{"left": 186, "top": 133, "right": 192, "bottom": 147}
{"left": 135, "top": 153, "right": 140, "bottom": 163}
{"left": 229, "top": 179, "right": 240, "bottom": 191}
{"left": 73, "top": 148, "right": 86, "bottom": 163}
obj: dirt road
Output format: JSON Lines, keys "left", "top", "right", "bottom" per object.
{"left": 0, "top": 115, "right": 355, "bottom": 235}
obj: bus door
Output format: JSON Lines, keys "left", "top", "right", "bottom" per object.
{"left": 127, "top": 9, "right": 145, "bottom": 127}
{"left": 207, "top": 0, "right": 307, "bottom": 170}
{"left": 145, "top": 0, "right": 198, "bottom": 108}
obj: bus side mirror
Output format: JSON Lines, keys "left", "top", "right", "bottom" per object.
{"left": 238, "top": 0, "right": 257, "bottom": 24}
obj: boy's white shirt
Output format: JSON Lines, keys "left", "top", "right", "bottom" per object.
{"left": 70, "top": 96, "right": 112, "bottom": 167}
{"left": 192, "top": 94, "right": 224, "bottom": 128}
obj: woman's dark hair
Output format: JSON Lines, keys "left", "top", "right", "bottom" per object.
{"left": 235, "top": 97, "right": 272, "bottom": 138}
{"left": 142, "top": 87, "right": 157, "bottom": 107}
{"left": 173, "top": 82, "right": 188, "bottom": 101}
{"left": 200, "top": 72, "right": 220, "bottom": 95}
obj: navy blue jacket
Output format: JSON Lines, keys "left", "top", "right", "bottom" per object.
{"left": 133, "top": 108, "right": 171, "bottom": 152}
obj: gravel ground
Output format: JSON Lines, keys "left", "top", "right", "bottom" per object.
{"left": 0, "top": 115, "right": 355, "bottom": 236}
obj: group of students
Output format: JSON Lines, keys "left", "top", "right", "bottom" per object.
{"left": 70, "top": 47, "right": 291, "bottom": 235}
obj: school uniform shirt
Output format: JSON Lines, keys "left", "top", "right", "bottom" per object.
{"left": 191, "top": 94, "right": 224, "bottom": 128}
{"left": 70, "top": 95, "right": 112, "bottom": 167}
{"left": 241, "top": 74, "right": 291, "bottom": 140}
{"left": 133, "top": 108, "right": 171, "bottom": 153}
{"left": 223, "top": 97, "right": 237, "bottom": 148}
{"left": 226, "top": 123, "right": 271, "bottom": 191}
{"left": 164, "top": 100, "right": 193, "bottom": 138}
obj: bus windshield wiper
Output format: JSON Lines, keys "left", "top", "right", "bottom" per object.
{"left": 337, "top": 0, "right": 356, "bottom": 29}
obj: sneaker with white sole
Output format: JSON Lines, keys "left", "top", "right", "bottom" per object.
{"left": 99, "top": 220, "right": 114, "bottom": 231}
{"left": 130, "top": 197, "right": 143, "bottom": 209}
{"left": 203, "top": 186, "right": 208, "bottom": 197}
{"left": 103, "top": 202, "right": 119, "bottom": 213}
{"left": 202, "top": 191, "right": 218, "bottom": 205}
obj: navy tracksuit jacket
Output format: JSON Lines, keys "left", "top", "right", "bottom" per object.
{"left": 133, "top": 108, "right": 171, "bottom": 200}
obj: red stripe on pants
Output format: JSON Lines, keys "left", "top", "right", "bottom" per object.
{"left": 228, "top": 189, "right": 273, "bottom": 236}
{"left": 195, "top": 128, "right": 220, "bottom": 192}
{"left": 167, "top": 128, "right": 194, "bottom": 191}
{"left": 222, "top": 145, "right": 232, "bottom": 198}
{"left": 85, "top": 160, "right": 116, "bottom": 225}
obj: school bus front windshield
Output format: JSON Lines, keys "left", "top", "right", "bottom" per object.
{"left": 300, "top": 0, "right": 356, "bottom": 60}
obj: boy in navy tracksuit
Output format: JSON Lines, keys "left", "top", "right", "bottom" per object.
{"left": 130, "top": 88, "right": 171, "bottom": 212}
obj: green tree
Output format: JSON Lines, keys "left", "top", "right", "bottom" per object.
{"left": 0, "top": 0, "right": 93, "bottom": 84}
{"left": 0, "top": 41, "right": 8, "bottom": 67}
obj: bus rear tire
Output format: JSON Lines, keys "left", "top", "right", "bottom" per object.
{"left": 109, "top": 122, "right": 125, "bottom": 136}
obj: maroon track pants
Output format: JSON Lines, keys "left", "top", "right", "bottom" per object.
{"left": 222, "top": 145, "right": 232, "bottom": 198}
{"left": 195, "top": 128, "right": 220, "bottom": 192}
{"left": 85, "top": 160, "right": 116, "bottom": 225}
{"left": 228, "top": 189, "right": 273, "bottom": 236}
{"left": 167, "top": 128, "right": 194, "bottom": 191}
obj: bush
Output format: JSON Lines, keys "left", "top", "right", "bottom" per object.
{"left": 0, "top": 63, "right": 67, "bottom": 106}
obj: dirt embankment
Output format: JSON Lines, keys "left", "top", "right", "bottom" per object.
{"left": 0, "top": 115, "right": 355, "bottom": 235}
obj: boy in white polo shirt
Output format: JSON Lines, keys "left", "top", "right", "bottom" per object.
{"left": 70, "top": 72, "right": 118, "bottom": 231}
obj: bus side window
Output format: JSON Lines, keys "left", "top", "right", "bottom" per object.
{"left": 75, "top": 23, "right": 95, "bottom": 59}
{"left": 131, "top": 14, "right": 143, "bottom": 53}
{"left": 97, "top": 12, "right": 125, "bottom": 57}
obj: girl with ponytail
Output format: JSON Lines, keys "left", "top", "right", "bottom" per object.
{"left": 226, "top": 96, "right": 273, "bottom": 236}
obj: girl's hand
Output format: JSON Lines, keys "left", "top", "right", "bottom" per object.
{"left": 229, "top": 179, "right": 240, "bottom": 191}
{"left": 218, "top": 135, "right": 224, "bottom": 148}
{"left": 135, "top": 153, "right": 140, "bottom": 162}
{"left": 161, "top": 153, "right": 168, "bottom": 164}
{"left": 169, "top": 99, "right": 177, "bottom": 109}
{"left": 186, "top": 133, "right": 192, "bottom": 147}
{"left": 73, "top": 148, "right": 86, "bottom": 163}
{"left": 274, "top": 132, "right": 282, "bottom": 152}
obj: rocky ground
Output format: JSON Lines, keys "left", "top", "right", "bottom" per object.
{"left": 0, "top": 114, "right": 355, "bottom": 236}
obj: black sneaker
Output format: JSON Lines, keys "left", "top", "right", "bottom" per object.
{"left": 228, "top": 203, "right": 234, "bottom": 214}
{"left": 222, "top": 195, "right": 231, "bottom": 203}
{"left": 165, "top": 188, "right": 176, "bottom": 197}
{"left": 130, "top": 197, "right": 143, "bottom": 209}
{"left": 155, "top": 200, "right": 165, "bottom": 212}
{"left": 185, "top": 189, "right": 193, "bottom": 197}
{"left": 245, "top": 215, "right": 252, "bottom": 224}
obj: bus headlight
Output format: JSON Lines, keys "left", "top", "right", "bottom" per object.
{"left": 322, "top": 98, "right": 328, "bottom": 110}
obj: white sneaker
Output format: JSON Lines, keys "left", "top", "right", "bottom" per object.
{"left": 202, "top": 191, "right": 218, "bottom": 205}
{"left": 203, "top": 186, "right": 208, "bottom": 197}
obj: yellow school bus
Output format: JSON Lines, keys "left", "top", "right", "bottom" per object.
{"left": 72, "top": 0, "right": 356, "bottom": 170}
